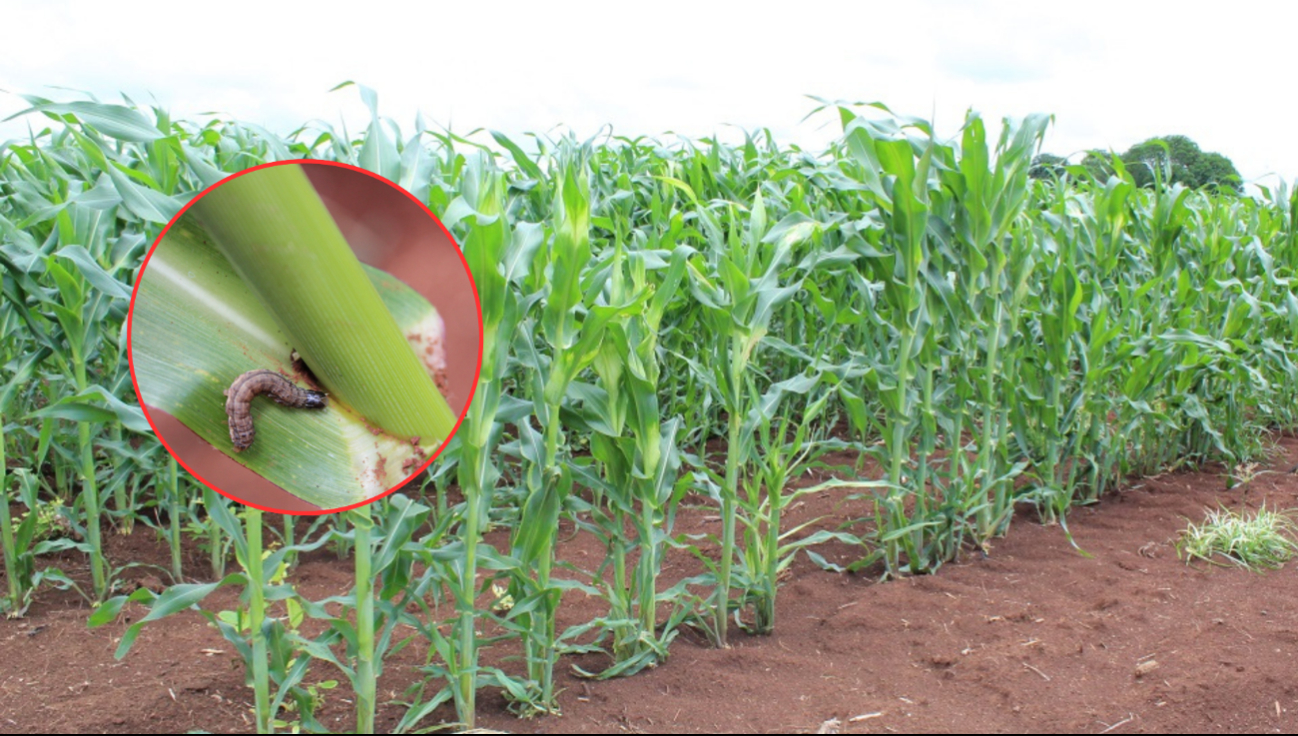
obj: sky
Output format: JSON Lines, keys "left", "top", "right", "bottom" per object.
{"left": 3, "top": 0, "right": 1293, "bottom": 190}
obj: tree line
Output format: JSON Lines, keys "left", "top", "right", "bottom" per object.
{"left": 1031, "top": 135, "right": 1242, "bottom": 193}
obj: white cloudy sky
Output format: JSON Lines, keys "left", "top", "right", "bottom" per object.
{"left": 3, "top": 0, "right": 1292, "bottom": 187}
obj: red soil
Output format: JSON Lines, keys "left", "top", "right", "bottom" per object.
{"left": 2, "top": 437, "right": 1296, "bottom": 733}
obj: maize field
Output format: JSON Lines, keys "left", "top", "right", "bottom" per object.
{"left": 2, "top": 89, "right": 1297, "bottom": 733}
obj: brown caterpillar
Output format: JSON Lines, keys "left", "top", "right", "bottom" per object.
{"left": 224, "top": 369, "right": 327, "bottom": 451}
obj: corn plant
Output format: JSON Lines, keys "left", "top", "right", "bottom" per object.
{"left": 274, "top": 497, "right": 434, "bottom": 734}
{"left": 502, "top": 149, "right": 595, "bottom": 713}
{"left": 569, "top": 243, "right": 693, "bottom": 676}
{"left": 92, "top": 503, "right": 276, "bottom": 732}
{"left": 683, "top": 186, "right": 807, "bottom": 645}
{"left": 0, "top": 467, "right": 86, "bottom": 614}
{"left": 0, "top": 426, "right": 14, "bottom": 612}
{"left": 733, "top": 378, "right": 853, "bottom": 634}
{"left": 405, "top": 150, "right": 533, "bottom": 728}
{"left": 91, "top": 499, "right": 370, "bottom": 733}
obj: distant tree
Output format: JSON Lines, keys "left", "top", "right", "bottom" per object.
{"left": 1188, "top": 151, "right": 1241, "bottom": 193}
{"left": 1119, "top": 135, "right": 1241, "bottom": 193}
{"left": 1080, "top": 150, "right": 1116, "bottom": 182}
{"left": 1029, "top": 153, "right": 1068, "bottom": 180}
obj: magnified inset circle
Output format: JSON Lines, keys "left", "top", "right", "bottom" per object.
{"left": 127, "top": 160, "right": 482, "bottom": 513}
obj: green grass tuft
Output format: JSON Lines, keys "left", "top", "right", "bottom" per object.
{"left": 1176, "top": 505, "right": 1298, "bottom": 570}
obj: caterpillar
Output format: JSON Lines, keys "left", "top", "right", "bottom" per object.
{"left": 224, "top": 369, "right": 328, "bottom": 451}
